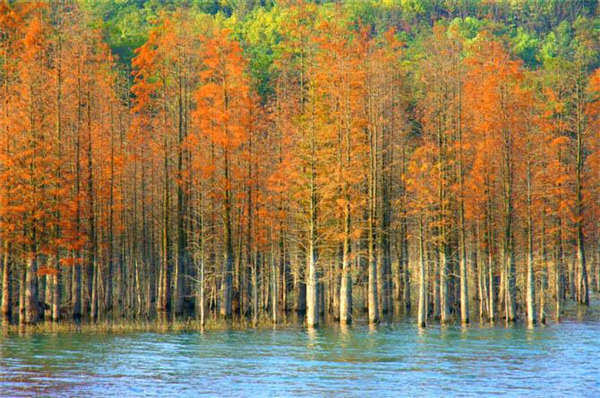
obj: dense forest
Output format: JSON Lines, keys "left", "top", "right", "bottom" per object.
{"left": 0, "top": 0, "right": 599, "bottom": 329}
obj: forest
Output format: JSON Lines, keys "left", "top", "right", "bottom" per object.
{"left": 0, "top": 0, "right": 599, "bottom": 329}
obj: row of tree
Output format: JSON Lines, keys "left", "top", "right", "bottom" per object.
{"left": 0, "top": 0, "right": 599, "bottom": 328}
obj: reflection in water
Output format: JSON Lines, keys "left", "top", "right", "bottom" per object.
{"left": 368, "top": 323, "right": 377, "bottom": 333}
{"left": 525, "top": 327, "right": 537, "bottom": 342}
{"left": 460, "top": 323, "right": 469, "bottom": 336}
{"left": 339, "top": 323, "right": 351, "bottom": 337}
{"left": 0, "top": 321, "right": 599, "bottom": 397}
{"left": 306, "top": 326, "right": 318, "bottom": 350}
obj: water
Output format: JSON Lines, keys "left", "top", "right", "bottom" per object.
{"left": 1, "top": 321, "right": 599, "bottom": 397}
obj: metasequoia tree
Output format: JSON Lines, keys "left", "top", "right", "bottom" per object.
{"left": 192, "top": 26, "right": 252, "bottom": 319}
{"left": 418, "top": 25, "right": 466, "bottom": 324}
{"left": 308, "top": 17, "right": 369, "bottom": 324}
{"left": 464, "top": 33, "right": 531, "bottom": 323}
{"left": 0, "top": 0, "right": 599, "bottom": 328}
{"left": 131, "top": 13, "right": 200, "bottom": 316}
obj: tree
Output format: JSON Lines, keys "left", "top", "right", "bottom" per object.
{"left": 192, "top": 26, "right": 252, "bottom": 319}
{"left": 465, "top": 32, "right": 531, "bottom": 323}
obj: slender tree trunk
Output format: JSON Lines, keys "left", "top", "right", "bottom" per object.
{"left": 306, "top": 190, "right": 319, "bottom": 328}
{"left": 199, "top": 256, "right": 205, "bottom": 328}
{"left": 526, "top": 162, "right": 536, "bottom": 327}
{"left": 502, "top": 121, "right": 516, "bottom": 323}
{"left": 368, "top": 222, "right": 378, "bottom": 324}
{"left": 1, "top": 243, "right": 10, "bottom": 323}
{"left": 575, "top": 140, "right": 589, "bottom": 305}
{"left": 19, "top": 265, "right": 25, "bottom": 324}
{"left": 197, "top": 190, "right": 206, "bottom": 328}
{"left": 220, "top": 150, "right": 234, "bottom": 319}
{"left": 252, "top": 253, "right": 258, "bottom": 325}
{"left": 475, "top": 222, "right": 485, "bottom": 322}
{"left": 52, "top": 31, "right": 63, "bottom": 323}
{"left": 340, "top": 201, "right": 352, "bottom": 324}
{"left": 306, "top": 95, "right": 319, "bottom": 327}
{"left": 90, "top": 258, "right": 98, "bottom": 322}
{"left": 24, "top": 255, "right": 38, "bottom": 324}
{"left": 417, "top": 216, "right": 427, "bottom": 328}
{"left": 72, "top": 252, "right": 81, "bottom": 320}
{"left": 158, "top": 130, "right": 170, "bottom": 314}
{"left": 366, "top": 104, "right": 379, "bottom": 324}
{"left": 271, "top": 236, "right": 278, "bottom": 324}
{"left": 52, "top": 263, "right": 60, "bottom": 322}
{"left": 106, "top": 103, "right": 115, "bottom": 315}
{"left": 85, "top": 87, "right": 96, "bottom": 320}
{"left": 438, "top": 124, "right": 449, "bottom": 324}
{"left": 458, "top": 185, "right": 468, "bottom": 324}
{"left": 174, "top": 64, "right": 186, "bottom": 317}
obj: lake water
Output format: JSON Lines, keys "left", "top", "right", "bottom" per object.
{"left": 0, "top": 321, "right": 599, "bottom": 397}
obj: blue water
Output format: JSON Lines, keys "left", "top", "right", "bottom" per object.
{"left": 1, "top": 321, "right": 599, "bottom": 397}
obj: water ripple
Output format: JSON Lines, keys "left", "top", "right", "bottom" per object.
{"left": 0, "top": 322, "right": 599, "bottom": 397}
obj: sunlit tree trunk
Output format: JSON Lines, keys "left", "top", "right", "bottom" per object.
{"left": 526, "top": 161, "right": 536, "bottom": 327}
{"left": 457, "top": 97, "right": 469, "bottom": 325}
{"left": 340, "top": 198, "right": 352, "bottom": 324}
{"left": 1, "top": 242, "right": 10, "bottom": 323}
{"left": 417, "top": 216, "right": 427, "bottom": 328}
{"left": 24, "top": 254, "right": 38, "bottom": 324}
{"left": 502, "top": 119, "right": 516, "bottom": 322}
{"left": 367, "top": 115, "right": 378, "bottom": 325}
{"left": 540, "top": 211, "right": 547, "bottom": 325}
{"left": 437, "top": 117, "right": 450, "bottom": 324}
{"left": 486, "top": 181, "right": 495, "bottom": 323}
{"left": 306, "top": 154, "right": 319, "bottom": 328}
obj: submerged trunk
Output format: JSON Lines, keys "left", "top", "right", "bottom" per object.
{"left": 72, "top": 253, "right": 81, "bottom": 320}
{"left": 220, "top": 152, "right": 234, "bottom": 319}
{"left": 575, "top": 84, "right": 589, "bottom": 306}
{"left": 417, "top": 217, "right": 427, "bottom": 328}
{"left": 24, "top": 256, "right": 38, "bottom": 325}
{"left": 306, "top": 154, "right": 318, "bottom": 328}
{"left": 1, "top": 244, "right": 10, "bottom": 323}
{"left": 52, "top": 271, "right": 60, "bottom": 322}
{"left": 340, "top": 201, "right": 352, "bottom": 324}
{"left": 306, "top": 240, "right": 318, "bottom": 328}
{"left": 368, "top": 227, "right": 378, "bottom": 324}
{"left": 503, "top": 126, "right": 516, "bottom": 323}
{"left": 439, "top": 246, "right": 450, "bottom": 324}
{"left": 526, "top": 164, "right": 536, "bottom": 328}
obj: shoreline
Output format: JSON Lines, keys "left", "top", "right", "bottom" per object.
{"left": 2, "top": 302, "right": 598, "bottom": 336}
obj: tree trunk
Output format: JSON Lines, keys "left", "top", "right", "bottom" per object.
{"left": 340, "top": 201, "right": 352, "bottom": 324}
{"left": 503, "top": 123, "right": 516, "bottom": 323}
{"left": 439, "top": 247, "right": 450, "bottom": 324}
{"left": 1, "top": 243, "right": 10, "bottom": 323}
{"left": 90, "top": 258, "right": 98, "bottom": 322}
{"left": 306, "top": 231, "right": 318, "bottom": 328}
{"left": 19, "top": 266, "right": 25, "bottom": 324}
{"left": 575, "top": 80, "right": 589, "bottom": 306}
{"left": 52, "top": 270, "right": 60, "bottom": 322}
{"left": 526, "top": 163, "right": 536, "bottom": 327}
{"left": 417, "top": 216, "right": 427, "bottom": 328}
{"left": 24, "top": 256, "right": 38, "bottom": 324}
{"left": 72, "top": 252, "right": 81, "bottom": 320}
{"left": 220, "top": 151, "right": 234, "bottom": 319}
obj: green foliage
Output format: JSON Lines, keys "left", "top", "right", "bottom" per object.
{"left": 449, "top": 17, "right": 483, "bottom": 40}
{"left": 511, "top": 27, "right": 540, "bottom": 67}
{"left": 78, "top": 0, "right": 600, "bottom": 100}
{"left": 234, "top": 6, "right": 281, "bottom": 99}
